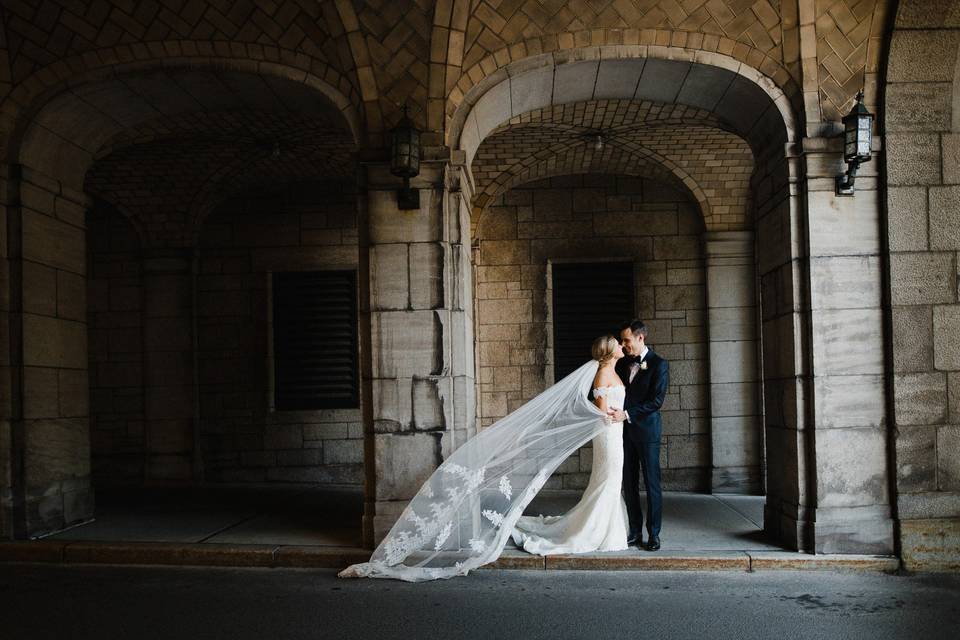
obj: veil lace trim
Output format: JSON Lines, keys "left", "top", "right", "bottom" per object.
{"left": 339, "top": 360, "right": 608, "bottom": 582}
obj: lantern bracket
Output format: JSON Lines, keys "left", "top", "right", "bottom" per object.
{"left": 835, "top": 89, "right": 873, "bottom": 197}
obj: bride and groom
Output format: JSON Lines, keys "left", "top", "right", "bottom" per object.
{"left": 340, "top": 319, "right": 668, "bottom": 582}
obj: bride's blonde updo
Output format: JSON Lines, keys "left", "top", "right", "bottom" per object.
{"left": 591, "top": 334, "right": 618, "bottom": 365}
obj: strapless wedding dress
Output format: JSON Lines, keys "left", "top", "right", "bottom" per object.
{"left": 510, "top": 385, "right": 630, "bottom": 554}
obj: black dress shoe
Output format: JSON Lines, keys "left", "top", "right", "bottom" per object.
{"left": 627, "top": 534, "right": 641, "bottom": 546}
{"left": 646, "top": 537, "right": 660, "bottom": 551}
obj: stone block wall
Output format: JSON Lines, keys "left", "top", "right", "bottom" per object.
{"left": 474, "top": 174, "right": 712, "bottom": 491}
{"left": 16, "top": 166, "right": 93, "bottom": 534}
{"left": 87, "top": 202, "right": 146, "bottom": 486}
{"left": 884, "top": 2, "right": 960, "bottom": 569}
{"left": 195, "top": 181, "right": 363, "bottom": 485}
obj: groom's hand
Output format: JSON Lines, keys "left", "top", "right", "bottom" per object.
{"left": 607, "top": 409, "right": 627, "bottom": 422}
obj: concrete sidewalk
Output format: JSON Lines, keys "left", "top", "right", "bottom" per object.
{"left": 0, "top": 487, "right": 899, "bottom": 572}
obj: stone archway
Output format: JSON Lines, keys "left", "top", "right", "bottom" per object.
{"left": 456, "top": 49, "right": 793, "bottom": 543}
{"left": 0, "top": 60, "right": 361, "bottom": 539}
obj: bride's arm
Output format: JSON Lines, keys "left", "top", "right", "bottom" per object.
{"left": 591, "top": 373, "right": 608, "bottom": 413}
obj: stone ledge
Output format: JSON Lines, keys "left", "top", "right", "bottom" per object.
{"left": 0, "top": 542, "right": 903, "bottom": 573}
{"left": 545, "top": 551, "right": 750, "bottom": 571}
{"left": 746, "top": 551, "right": 900, "bottom": 572}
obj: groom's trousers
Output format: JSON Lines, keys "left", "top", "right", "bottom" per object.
{"left": 622, "top": 433, "right": 662, "bottom": 539}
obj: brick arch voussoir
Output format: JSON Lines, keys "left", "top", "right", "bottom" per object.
{"left": 446, "top": 32, "right": 803, "bottom": 149}
{"left": 0, "top": 43, "right": 366, "bottom": 164}
{"left": 474, "top": 142, "right": 711, "bottom": 225}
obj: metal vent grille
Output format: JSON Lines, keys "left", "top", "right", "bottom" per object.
{"left": 552, "top": 262, "right": 635, "bottom": 381}
{"left": 273, "top": 270, "right": 358, "bottom": 410}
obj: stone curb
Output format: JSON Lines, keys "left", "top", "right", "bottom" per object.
{"left": 0, "top": 541, "right": 901, "bottom": 572}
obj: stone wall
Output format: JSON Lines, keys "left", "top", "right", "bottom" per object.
{"left": 87, "top": 202, "right": 146, "bottom": 486}
{"left": 474, "top": 174, "right": 714, "bottom": 491}
{"left": 195, "top": 181, "right": 363, "bottom": 485}
{"left": 15, "top": 166, "right": 92, "bottom": 535}
{"left": 884, "top": 1, "right": 960, "bottom": 569}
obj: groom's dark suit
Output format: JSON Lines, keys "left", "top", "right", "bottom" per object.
{"left": 616, "top": 349, "right": 668, "bottom": 541}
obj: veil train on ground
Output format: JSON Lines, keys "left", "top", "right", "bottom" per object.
{"left": 338, "top": 360, "right": 608, "bottom": 582}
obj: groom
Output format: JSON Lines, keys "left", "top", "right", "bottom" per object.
{"left": 608, "top": 319, "right": 668, "bottom": 551}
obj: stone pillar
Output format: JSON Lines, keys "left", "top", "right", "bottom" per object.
{"left": 704, "top": 231, "right": 762, "bottom": 493}
{"left": 802, "top": 137, "right": 894, "bottom": 554}
{"left": 757, "top": 144, "right": 814, "bottom": 551}
{"left": 142, "top": 249, "right": 196, "bottom": 482}
{"left": 361, "top": 156, "right": 476, "bottom": 545}
{"left": 4, "top": 166, "right": 92, "bottom": 537}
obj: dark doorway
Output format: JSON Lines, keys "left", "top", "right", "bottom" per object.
{"left": 551, "top": 261, "right": 634, "bottom": 380}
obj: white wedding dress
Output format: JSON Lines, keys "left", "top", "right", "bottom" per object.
{"left": 339, "top": 360, "right": 621, "bottom": 582}
{"left": 511, "top": 385, "right": 630, "bottom": 554}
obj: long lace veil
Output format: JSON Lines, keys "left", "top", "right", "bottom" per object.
{"left": 339, "top": 359, "right": 607, "bottom": 582}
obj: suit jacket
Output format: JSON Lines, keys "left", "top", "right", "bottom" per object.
{"left": 615, "top": 349, "right": 669, "bottom": 444}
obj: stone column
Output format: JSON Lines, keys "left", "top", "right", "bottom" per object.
{"left": 360, "top": 156, "right": 476, "bottom": 545}
{"left": 704, "top": 231, "right": 762, "bottom": 493}
{"left": 802, "top": 137, "right": 894, "bottom": 554}
{"left": 4, "top": 166, "right": 92, "bottom": 537}
{"left": 142, "top": 248, "right": 196, "bottom": 482}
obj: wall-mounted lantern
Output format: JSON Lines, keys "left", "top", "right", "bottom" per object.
{"left": 835, "top": 90, "right": 874, "bottom": 196}
{"left": 390, "top": 105, "right": 421, "bottom": 210}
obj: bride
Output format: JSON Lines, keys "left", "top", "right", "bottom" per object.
{"left": 339, "top": 335, "right": 629, "bottom": 582}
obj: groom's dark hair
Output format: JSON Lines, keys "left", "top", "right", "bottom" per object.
{"left": 620, "top": 319, "right": 648, "bottom": 338}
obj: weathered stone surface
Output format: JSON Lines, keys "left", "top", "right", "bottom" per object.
{"left": 890, "top": 252, "right": 956, "bottom": 305}
{"left": 709, "top": 340, "right": 757, "bottom": 384}
{"left": 894, "top": 372, "right": 948, "bottom": 426}
{"left": 885, "top": 82, "right": 952, "bottom": 131}
{"left": 809, "top": 256, "right": 881, "bottom": 310}
{"left": 814, "top": 428, "right": 888, "bottom": 508}
{"left": 900, "top": 518, "right": 960, "bottom": 571}
{"left": 711, "top": 416, "right": 761, "bottom": 468}
{"left": 480, "top": 240, "right": 530, "bottom": 265}
{"left": 23, "top": 209, "right": 86, "bottom": 275}
{"left": 411, "top": 377, "right": 448, "bottom": 430}
{"left": 886, "top": 187, "right": 928, "bottom": 251}
{"left": 940, "top": 426, "right": 960, "bottom": 491}
{"left": 892, "top": 305, "right": 934, "bottom": 373}
{"left": 58, "top": 369, "right": 89, "bottom": 418}
{"left": 374, "top": 432, "right": 439, "bottom": 501}
{"left": 706, "top": 264, "right": 754, "bottom": 308}
{"left": 372, "top": 311, "right": 442, "bottom": 378}
{"left": 23, "top": 314, "right": 87, "bottom": 369}
{"left": 896, "top": 426, "right": 937, "bottom": 492}
{"left": 477, "top": 206, "right": 518, "bottom": 239}
{"left": 23, "top": 261, "right": 57, "bottom": 316}
{"left": 942, "top": 134, "right": 960, "bottom": 185}
{"left": 710, "top": 382, "right": 759, "bottom": 417}
{"left": 928, "top": 187, "right": 960, "bottom": 250}
{"left": 813, "top": 375, "right": 885, "bottom": 429}
{"left": 887, "top": 30, "right": 960, "bottom": 82}
{"left": 370, "top": 244, "right": 408, "bottom": 310}
{"left": 933, "top": 305, "right": 960, "bottom": 370}
{"left": 668, "top": 434, "right": 709, "bottom": 468}
{"left": 950, "top": 372, "right": 960, "bottom": 423}
{"left": 23, "top": 367, "right": 59, "bottom": 420}
{"left": 806, "top": 190, "right": 881, "bottom": 256}
{"left": 478, "top": 298, "right": 532, "bottom": 325}
{"left": 409, "top": 243, "right": 444, "bottom": 310}
{"left": 707, "top": 306, "right": 755, "bottom": 342}
{"left": 323, "top": 439, "right": 363, "bottom": 465}
{"left": 24, "top": 418, "right": 90, "bottom": 490}
{"left": 656, "top": 285, "right": 705, "bottom": 311}
{"left": 368, "top": 189, "right": 441, "bottom": 244}
{"left": 885, "top": 134, "right": 942, "bottom": 186}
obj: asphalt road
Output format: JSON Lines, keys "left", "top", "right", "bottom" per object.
{"left": 2, "top": 563, "right": 958, "bottom": 640}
